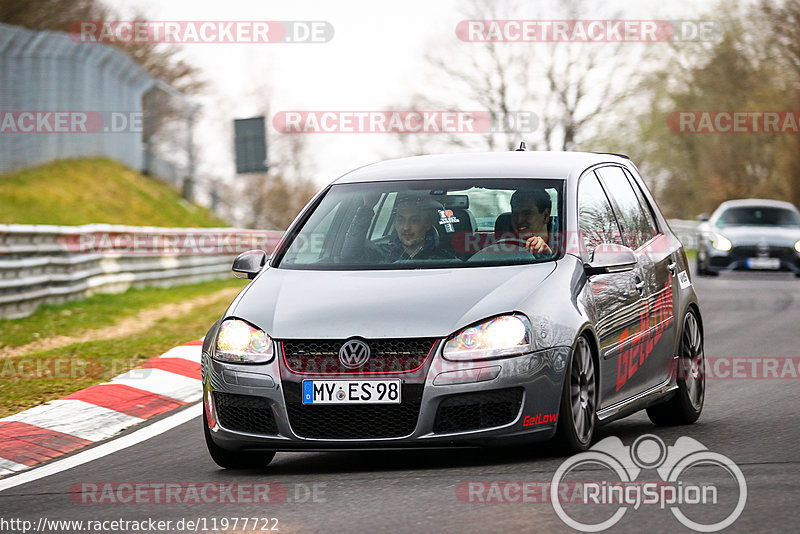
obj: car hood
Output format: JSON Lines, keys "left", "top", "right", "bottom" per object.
{"left": 713, "top": 225, "right": 800, "bottom": 247}
{"left": 231, "top": 263, "right": 557, "bottom": 339}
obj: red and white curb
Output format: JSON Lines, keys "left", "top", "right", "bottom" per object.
{"left": 0, "top": 339, "right": 203, "bottom": 477}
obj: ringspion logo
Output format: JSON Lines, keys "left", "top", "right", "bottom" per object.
{"left": 551, "top": 435, "right": 747, "bottom": 532}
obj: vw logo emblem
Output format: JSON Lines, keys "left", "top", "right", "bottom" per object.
{"left": 339, "top": 339, "right": 370, "bottom": 369}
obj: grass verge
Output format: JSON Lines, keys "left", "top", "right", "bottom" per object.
{"left": 0, "top": 278, "right": 245, "bottom": 349}
{"left": 0, "top": 278, "right": 247, "bottom": 418}
{"left": 0, "top": 158, "right": 227, "bottom": 227}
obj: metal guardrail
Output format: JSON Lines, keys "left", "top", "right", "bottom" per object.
{"left": 0, "top": 221, "right": 699, "bottom": 320}
{"left": 0, "top": 224, "right": 283, "bottom": 319}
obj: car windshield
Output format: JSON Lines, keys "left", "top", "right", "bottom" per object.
{"left": 275, "top": 178, "right": 564, "bottom": 270}
{"left": 716, "top": 206, "right": 800, "bottom": 227}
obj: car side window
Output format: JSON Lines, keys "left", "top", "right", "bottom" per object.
{"left": 368, "top": 192, "right": 397, "bottom": 240}
{"left": 622, "top": 169, "right": 659, "bottom": 236}
{"left": 595, "top": 166, "right": 653, "bottom": 250}
{"left": 578, "top": 173, "right": 623, "bottom": 258}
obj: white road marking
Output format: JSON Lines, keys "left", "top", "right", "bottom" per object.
{"left": 158, "top": 345, "right": 202, "bottom": 363}
{"left": 1, "top": 400, "right": 143, "bottom": 442}
{"left": 0, "top": 458, "right": 30, "bottom": 476}
{"left": 0, "top": 403, "right": 201, "bottom": 493}
{"left": 109, "top": 368, "right": 201, "bottom": 402}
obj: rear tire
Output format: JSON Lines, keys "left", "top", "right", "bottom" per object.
{"left": 552, "top": 335, "right": 597, "bottom": 453}
{"left": 203, "top": 410, "right": 275, "bottom": 469}
{"left": 647, "top": 310, "right": 705, "bottom": 425}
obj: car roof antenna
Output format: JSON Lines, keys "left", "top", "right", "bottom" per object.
{"left": 515, "top": 141, "right": 527, "bottom": 151}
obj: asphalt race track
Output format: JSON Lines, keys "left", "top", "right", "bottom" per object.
{"left": 1, "top": 270, "right": 799, "bottom": 533}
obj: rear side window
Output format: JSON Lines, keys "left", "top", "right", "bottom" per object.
{"left": 578, "top": 173, "right": 623, "bottom": 258}
{"left": 623, "top": 169, "right": 659, "bottom": 234}
{"left": 595, "top": 166, "right": 656, "bottom": 250}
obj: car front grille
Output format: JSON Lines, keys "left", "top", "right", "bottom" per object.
{"left": 213, "top": 392, "right": 278, "bottom": 435}
{"left": 433, "top": 388, "right": 524, "bottom": 434}
{"left": 282, "top": 382, "right": 422, "bottom": 439}
{"left": 730, "top": 245, "right": 793, "bottom": 258}
{"left": 720, "top": 245, "right": 800, "bottom": 270}
{"left": 281, "top": 338, "right": 437, "bottom": 375}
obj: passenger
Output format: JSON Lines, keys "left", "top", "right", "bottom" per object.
{"left": 509, "top": 189, "right": 553, "bottom": 255}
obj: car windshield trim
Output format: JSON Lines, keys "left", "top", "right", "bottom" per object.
{"left": 273, "top": 178, "right": 566, "bottom": 271}
{"left": 715, "top": 206, "right": 800, "bottom": 227}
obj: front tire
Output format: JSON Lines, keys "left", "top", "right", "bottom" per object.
{"left": 695, "top": 247, "right": 717, "bottom": 276}
{"left": 552, "top": 335, "right": 597, "bottom": 453}
{"left": 647, "top": 310, "right": 705, "bottom": 425}
{"left": 203, "top": 410, "right": 275, "bottom": 469}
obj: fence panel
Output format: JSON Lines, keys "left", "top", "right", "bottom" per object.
{"left": 0, "top": 23, "right": 165, "bottom": 176}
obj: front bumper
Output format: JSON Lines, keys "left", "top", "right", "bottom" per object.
{"left": 202, "top": 343, "right": 569, "bottom": 451}
{"left": 701, "top": 243, "right": 800, "bottom": 273}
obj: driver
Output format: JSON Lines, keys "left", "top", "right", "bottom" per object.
{"left": 510, "top": 189, "right": 553, "bottom": 255}
{"left": 385, "top": 194, "right": 454, "bottom": 260}
{"left": 341, "top": 193, "right": 455, "bottom": 262}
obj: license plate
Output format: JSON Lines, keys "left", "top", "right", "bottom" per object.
{"left": 747, "top": 257, "right": 780, "bottom": 270}
{"left": 302, "top": 380, "right": 401, "bottom": 404}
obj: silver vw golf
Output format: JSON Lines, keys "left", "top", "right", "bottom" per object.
{"left": 202, "top": 150, "right": 705, "bottom": 468}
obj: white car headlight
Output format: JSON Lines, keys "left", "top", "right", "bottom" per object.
{"left": 709, "top": 232, "right": 732, "bottom": 251}
{"left": 443, "top": 315, "right": 532, "bottom": 361}
{"left": 795, "top": 240, "right": 800, "bottom": 253}
{"left": 214, "top": 319, "right": 274, "bottom": 364}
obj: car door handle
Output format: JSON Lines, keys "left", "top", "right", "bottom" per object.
{"left": 667, "top": 261, "right": 677, "bottom": 276}
{"left": 634, "top": 277, "right": 645, "bottom": 294}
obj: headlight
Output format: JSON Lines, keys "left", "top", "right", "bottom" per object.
{"left": 214, "top": 319, "right": 274, "bottom": 364}
{"left": 795, "top": 240, "right": 800, "bottom": 253}
{"left": 709, "top": 232, "right": 732, "bottom": 251}
{"left": 443, "top": 315, "right": 532, "bottom": 361}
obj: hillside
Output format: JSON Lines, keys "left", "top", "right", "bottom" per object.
{"left": 0, "top": 158, "right": 228, "bottom": 227}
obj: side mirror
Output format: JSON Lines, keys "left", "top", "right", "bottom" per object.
{"left": 697, "top": 213, "right": 710, "bottom": 222}
{"left": 232, "top": 249, "right": 267, "bottom": 279}
{"left": 584, "top": 244, "right": 637, "bottom": 276}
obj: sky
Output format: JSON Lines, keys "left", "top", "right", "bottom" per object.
{"left": 104, "top": 0, "right": 712, "bottom": 202}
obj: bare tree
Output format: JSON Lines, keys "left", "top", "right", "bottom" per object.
{"left": 395, "top": 0, "right": 634, "bottom": 156}
{"left": 0, "top": 0, "right": 204, "bottom": 94}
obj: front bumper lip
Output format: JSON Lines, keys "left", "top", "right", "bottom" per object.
{"left": 703, "top": 243, "right": 800, "bottom": 273}
{"left": 202, "top": 346, "right": 569, "bottom": 450}
{"left": 208, "top": 424, "right": 557, "bottom": 451}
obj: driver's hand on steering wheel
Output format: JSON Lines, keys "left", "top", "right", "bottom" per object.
{"left": 524, "top": 236, "right": 552, "bottom": 255}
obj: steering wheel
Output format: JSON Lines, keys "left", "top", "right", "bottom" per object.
{"left": 475, "top": 235, "right": 552, "bottom": 257}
